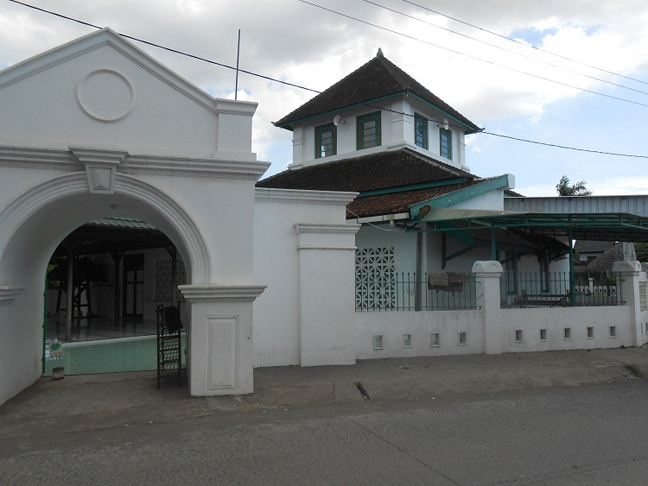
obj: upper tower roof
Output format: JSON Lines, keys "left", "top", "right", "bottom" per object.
{"left": 274, "top": 50, "right": 481, "bottom": 134}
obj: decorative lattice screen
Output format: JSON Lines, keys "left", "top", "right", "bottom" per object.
{"left": 155, "top": 259, "right": 187, "bottom": 302}
{"left": 355, "top": 247, "right": 395, "bottom": 309}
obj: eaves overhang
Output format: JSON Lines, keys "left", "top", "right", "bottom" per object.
{"left": 357, "top": 177, "right": 469, "bottom": 199}
{"left": 273, "top": 92, "right": 404, "bottom": 131}
{"left": 274, "top": 90, "right": 481, "bottom": 133}
{"left": 410, "top": 174, "right": 513, "bottom": 220}
{"left": 407, "top": 91, "right": 481, "bottom": 134}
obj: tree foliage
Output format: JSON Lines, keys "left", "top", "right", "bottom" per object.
{"left": 556, "top": 175, "right": 592, "bottom": 196}
{"left": 635, "top": 242, "right": 648, "bottom": 262}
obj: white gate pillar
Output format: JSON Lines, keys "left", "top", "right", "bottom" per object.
{"left": 612, "top": 261, "right": 643, "bottom": 346}
{"left": 179, "top": 285, "right": 265, "bottom": 396}
{"left": 295, "top": 223, "right": 359, "bottom": 367}
{"left": 472, "top": 260, "right": 504, "bottom": 355}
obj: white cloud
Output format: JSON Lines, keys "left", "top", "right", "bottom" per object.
{"left": 588, "top": 177, "right": 648, "bottom": 196}
{"left": 1, "top": 0, "right": 647, "bottom": 184}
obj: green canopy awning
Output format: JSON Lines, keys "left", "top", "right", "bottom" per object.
{"left": 414, "top": 207, "right": 648, "bottom": 242}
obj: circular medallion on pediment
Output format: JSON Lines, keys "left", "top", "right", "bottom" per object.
{"left": 77, "top": 69, "right": 134, "bottom": 122}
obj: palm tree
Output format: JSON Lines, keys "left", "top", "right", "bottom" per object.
{"left": 556, "top": 175, "right": 591, "bottom": 196}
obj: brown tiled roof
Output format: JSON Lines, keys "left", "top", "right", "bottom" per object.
{"left": 257, "top": 147, "right": 474, "bottom": 193}
{"left": 274, "top": 52, "right": 481, "bottom": 134}
{"left": 347, "top": 181, "right": 481, "bottom": 218}
{"left": 257, "top": 147, "right": 482, "bottom": 218}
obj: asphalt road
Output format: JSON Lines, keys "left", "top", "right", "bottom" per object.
{"left": 3, "top": 380, "right": 648, "bottom": 485}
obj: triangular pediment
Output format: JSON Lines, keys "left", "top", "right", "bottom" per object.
{"left": 0, "top": 28, "right": 216, "bottom": 109}
{"left": 0, "top": 28, "right": 243, "bottom": 156}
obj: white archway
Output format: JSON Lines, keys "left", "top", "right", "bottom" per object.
{"left": 0, "top": 171, "right": 213, "bottom": 405}
{"left": 0, "top": 171, "right": 210, "bottom": 284}
{"left": 0, "top": 26, "right": 268, "bottom": 405}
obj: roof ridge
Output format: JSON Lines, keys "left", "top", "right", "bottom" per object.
{"left": 376, "top": 54, "right": 413, "bottom": 90}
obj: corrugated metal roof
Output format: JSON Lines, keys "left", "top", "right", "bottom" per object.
{"left": 504, "top": 195, "right": 648, "bottom": 217}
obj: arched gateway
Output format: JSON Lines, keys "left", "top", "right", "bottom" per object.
{"left": 0, "top": 28, "right": 268, "bottom": 405}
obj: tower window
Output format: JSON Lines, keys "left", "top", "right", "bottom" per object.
{"left": 315, "top": 123, "right": 336, "bottom": 158}
{"left": 440, "top": 127, "right": 452, "bottom": 160}
{"left": 357, "top": 112, "right": 381, "bottom": 150}
{"left": 415, "top": 114, "right": 428, "bottom": 149}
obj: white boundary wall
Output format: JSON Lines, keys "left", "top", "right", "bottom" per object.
{"left": 356, "top": 310, "right": 482, "bottom": 359}
{"left": 500, "top": 306, "right": 635, "bottom": 351}
{"left": 353, "top": 261, "right": 648, "bottom": 358}
{"left": 253, "top": 188, "right": 359, "bottom": 368}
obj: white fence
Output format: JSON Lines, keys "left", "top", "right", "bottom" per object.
{"left": 354, "top": 261, "right": 648, "bottom": 359}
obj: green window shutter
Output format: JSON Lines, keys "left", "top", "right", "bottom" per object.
{"left": 415, "top": 114, "right": 428, "bottom": 149}
{"left": 440, "top": 128, "right": 452, "bottom": 160}
{"left": 315, "top": 123, "right": 336, "bottom": 158}
{"left": 357, "top": 112, "right": 381, "bottom": 150}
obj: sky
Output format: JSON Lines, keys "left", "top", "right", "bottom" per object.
{"left": 1, "top": 0, "right": 648, "bottom": 197}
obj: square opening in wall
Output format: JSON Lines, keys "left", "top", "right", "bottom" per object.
{"left": 402, "top": 333, "right": 412, "bottom": 348}
{"left": 609, "top": 326, "right": 617, "bottom": 338}
{"left": 515, "top": 330, "right": 523, "bottom": 343}
{"left": 540, "top": 329, "right": 547, "bottom": 341}
{"left": 564, "top": 327, "right": 571, "bottom": 340}
{"left": 459, "top": 331, "right": 467, "bottom": 346}
{"left": 587, "top": 326, "right": 594, "bottom": 339}
{"left": 430, "top": 332, "right": 441, "bottom": 347}
{"left": 373, "top": 334, "right": 384, "bottom": 350}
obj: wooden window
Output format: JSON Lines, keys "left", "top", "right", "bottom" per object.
{"left": 415, "top": 114, "right": 428, "bottom": 149}
{"left": 315, "top": 123, "right": 336, "bottom": 158}
{"left": 440, "top": 127, "right": 452, "bottom": 159}
{"left": 357, "top": 112, "right": 381, "bottom": 150}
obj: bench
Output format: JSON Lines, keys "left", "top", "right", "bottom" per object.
{"left": 514, "top": 290, "right": 570, "bottom": 307}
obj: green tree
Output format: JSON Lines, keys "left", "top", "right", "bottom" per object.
{"left": 556, "top": 175, "right": 592, "bottom": 196}
{"left": 635, "top": 242, "right": 648, "bottom": 262}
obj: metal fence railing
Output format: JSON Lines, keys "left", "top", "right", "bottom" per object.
{"left": 501, "top": 271, "right": 622, "bottom": 308}
{"left": 355, "top": 272, "right": 479, "bottom": 312}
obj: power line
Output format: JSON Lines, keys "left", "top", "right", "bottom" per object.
{"left": 481, "top": 132, "right": 648, "bottom": 159}
{"left": 363, "top": 0, "right": 648, "bottom": 98}
{"left": 403, "top": 0, "right": 648, "bottom": 88}
{"left": 6, "top": 0, "right": 648, "bottom": 160}
{"left": 6, "top": 0, "right": 324, "bottom": 95}
{"left": 7, "top": 1, "right": 431, "bottom": 125}
{"left": 299, "top": 0, "right": 648, "bottom": 109}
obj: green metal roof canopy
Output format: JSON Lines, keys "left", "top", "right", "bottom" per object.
{"left": 413, "top": 207, "right": 648, "bottom": 242}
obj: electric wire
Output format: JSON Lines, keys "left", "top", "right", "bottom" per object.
{"left": 481, "top": 132, "right": 648, "bottom": 159}
{"left": 6, "top": 0, "right": 323, "bottom": 97}
{"left": 403, "top": 0, "right": 648, "bottom": 88}
{"left": 6, "top": 0, "right": 648, "bottom": 160}
{"left": 299, "top": 0, "right": 648, "bottom": 109}
{"left": 363, "top": 0, "right": 648, "bottom": 97}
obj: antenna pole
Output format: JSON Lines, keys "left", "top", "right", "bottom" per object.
{"left": 235, "top": 29, "right": 241, "bottom": 100}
